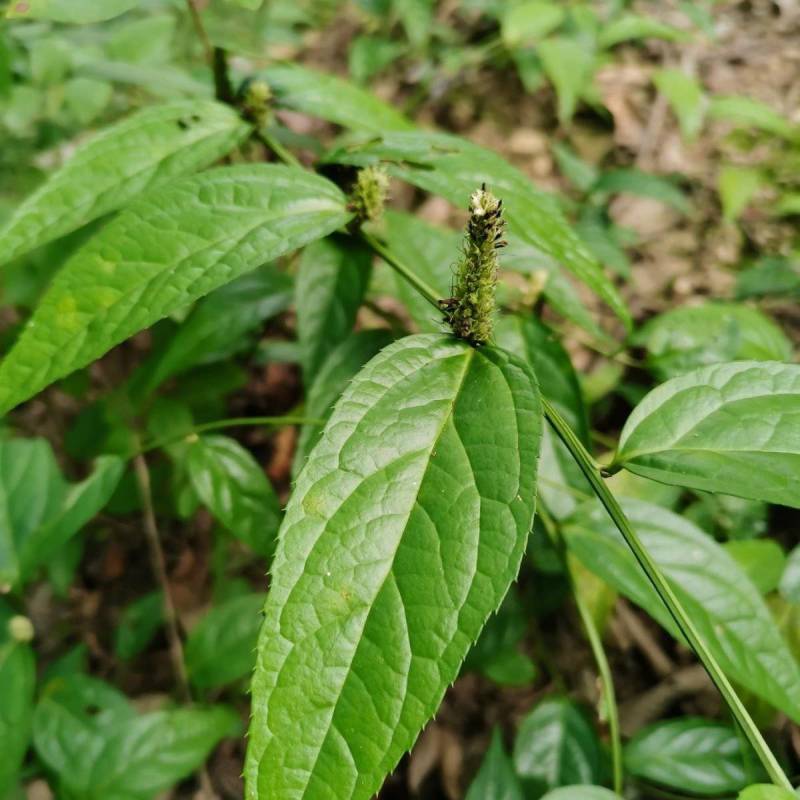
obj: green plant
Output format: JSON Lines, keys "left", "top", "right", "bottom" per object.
{"left": 0, "top": 2, "right": 799, "bottom": 800}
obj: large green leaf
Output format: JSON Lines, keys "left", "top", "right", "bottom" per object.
{"left": 327, "top": 131, "right": 630, "bottom": 328}
{"left": 0, "top": 606, "right": 35, "bottom": 796}
{"left": 296, "top": 235, "right": 372, "bottom": 382}
{"left": 564, "top": 499, "right": 800, "bottom": 721}
{"left": 186, "top": 593, "right": 266, "bottom": 691}
{"left": 614, "top": 362, "right": 800, "bottom": 508}
{"left": 293, "top": 329, "right": 394, "bottom": 477}
{"left": 633, "top": 302, "right": 793, "bottom": 380}
{"left": 6, "top": 0, "right": 138, "bottom": 23}
{"left": 263, "top": 63, "right": 413, "bottom": 133}
{"left": 33, "top": 674, "right": 239, "bottom": 800}
{"left": 624, "top": 718, "right": 756, "bottom": 795}
{"left": 466, "top": 728, "right": 525, "bottom": 800}
{"left": 0, "top": 165, "right": 351, "bottom": 416}
{"left": 245, "top": 334, "right": 542, "bottom": 799}
{"left": 512, "top": 698, "right": 603, "bottom": 793}
{"left": 496, "top": 313, "right": 590, "bottom": 519}
{"left": 0, "top": 101, "right": 251, "bottom": 265}
{"left": 0, "top": 438, "right": 123, "bottom": 590}
{"left": 186, "top": 435, "right": 281, "bottom": 558}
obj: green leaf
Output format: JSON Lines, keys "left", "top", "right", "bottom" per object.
{"left": 245, "top": 334, "right": 542, "bottom": 799}
{"left": 540, "top": 789, "right": 622, "bottom": 800}
{"left": 33, "top": 675, "right": 239, "bottom": 800}
{"left": 296, "top": 236, "right": 372, "bottom": 382}
{"left": 719, "top": 165, "right": 763, "bottom": 221}
{"left": 0, "top": 165, "right": 351, "bottom": 416}
{"left": 512, "top": 698, "right": 602, "bottom": 792}
{"left": 114, "top": 591, "right": 164, "bottom": 661}
{"left": 633, "top": 302, "right": 793, "bottom": 380}
{"left": 736, "top": 257, "right": 800, "bottom": 301}
{"left": 381, "top": 209, "right": 458, "bottom": 332}
{"left": 598, "top": 14, "right": 687, "bottom": 48}
{"left": 465, "top": 590, "right": 536, "bottom": 686}
{"left": 294, "top": 329, "right": 394, "bottom": 477}
{"left": 466, "top": 728, "right": 524, "bottom": 800}
{"left": 501, "top": 2, "right": 565, "bottom": 47}
{"left": 63, "top": 77, "right": 113, "bottom": 126}
{"left": 0, "top": 611, "right": 36, "bottom": 796}
{"left": 495, "top": 313, "right": 590, "bottom": 519}
{"left": 328, "top": 131, "right": 631, "bottom": 329}
{"left": 186, "top": 435, "right": 281, "bottom": 557}
{"left": 592, "top": 169, "right": 690, "bottom": 214}
{"left": 738, "top": 785, "right": 800, "bottom": 800}
{"left": 0, "top": 101, "right": 251, "bottom": 265}
{"left": 263, "top": 63, "right": 413, "bottom": 133}
{"left": 625, "top": 718, "right": 755, "bottom": 795}
{"left": 653, "top": 69, "right": 706, "bottom": 141}
{"left": 564, "top": 499, "right": 800, "bottom": 721}
{"left": 0, "top": 438, "right": 123, "bottom": 590}
{"left": 538, "top": 36, "right": 595, "bottom": 124}
{"left": 615, "top": 361, "right": 800, "bottom": 509}
{"left": 186, "top": 593, "right": 265, "bottom": 691}
{"left": 780, "top": 545, "right": 800, "bottom": 604}
{"left": 393, "top": 0, "right": 433, "bottom": 47}
{"left": 6, "top": 0, "right": 138, "bottom": 23}
{"left": 709, "top": 95, "right": 798, "bottom": 141}
{"left": 551, "top": 142, "right": 599, "bottom": 193}
{"left": 725, "top": 540, "right": 786, "bottom": 595}
{"left": 348, "top": 35, "right": 403, "bottom": 84}
{"left": 134, "top": 263, "right": 293, "bottom": 397}
{"left": 106, "top": 14, "right": 176, "bottom": 64}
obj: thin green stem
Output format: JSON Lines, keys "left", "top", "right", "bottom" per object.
{"left": 539, "top": 505, "right": 623, "bottom": 794}
{"left": 542, "top": 396, "right": 792, "bottom": 791}
{"left": 140, "top": 415, "right": 323, "bottom": 455}
{"left": 256, "top": 129, "right": 302, "bottom": 169}
{"left": 360, "top": 231, "right": 442, "bottom": 312}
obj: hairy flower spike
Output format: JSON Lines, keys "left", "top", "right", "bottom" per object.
{"left": 440, "top": 184, "right": 506, "bottom": 345}
{"left": 238, "top": 78, "right": 272, "bottom": 129}
{"left": 350, "top": 165, "right": 390, "bottom": 224}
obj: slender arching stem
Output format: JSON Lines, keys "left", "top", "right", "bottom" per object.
{"left": 539, "top": 505, "right": 623, "bottom": 794}
{"left": 359, "top": 231, "right": 442, "bottom": 312}
{"left": 543, "top": 396, "right": 792, "bottom": 790}
{"left": 139, "top": 415, "right": 323, "bottom": 456}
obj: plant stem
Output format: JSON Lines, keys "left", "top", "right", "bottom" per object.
{"left": 539, "top": 505, "right": 623, "bottom": 794}
{"left": 133, "top": 453, "right": 219, "bottom": 798}
{"left": 255, "top": 129, "right": 303, "bottom": 169}
{"left": 133, "top": 453, "right": 192, "bottom": 703}
{"left": 360, "top": 231, "right": 442, "bottom": 312}
{"left": 140, "top": 414, "right": 323, "bottom": 455}
{"left": 542, "top": 396, "right": 792, "bottom": 791}
{"left": 185, "top": 0, "right": 214, "bottom": 65}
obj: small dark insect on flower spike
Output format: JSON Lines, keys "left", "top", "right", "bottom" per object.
{"left": 349, "top": 165, "right": 391, "bottom": 226}
{"left": 439, "top": 184, "right": 506, "bottom": 346}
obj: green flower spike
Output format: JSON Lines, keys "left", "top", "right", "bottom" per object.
{"left": 238, "top": 78, "right": 272, "bottom": 129}
{"left": 440, "top": 184, "right": 506, "bottom": 345}
{"left": 350, "top": 165, "right": 390, "bottom": 224}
